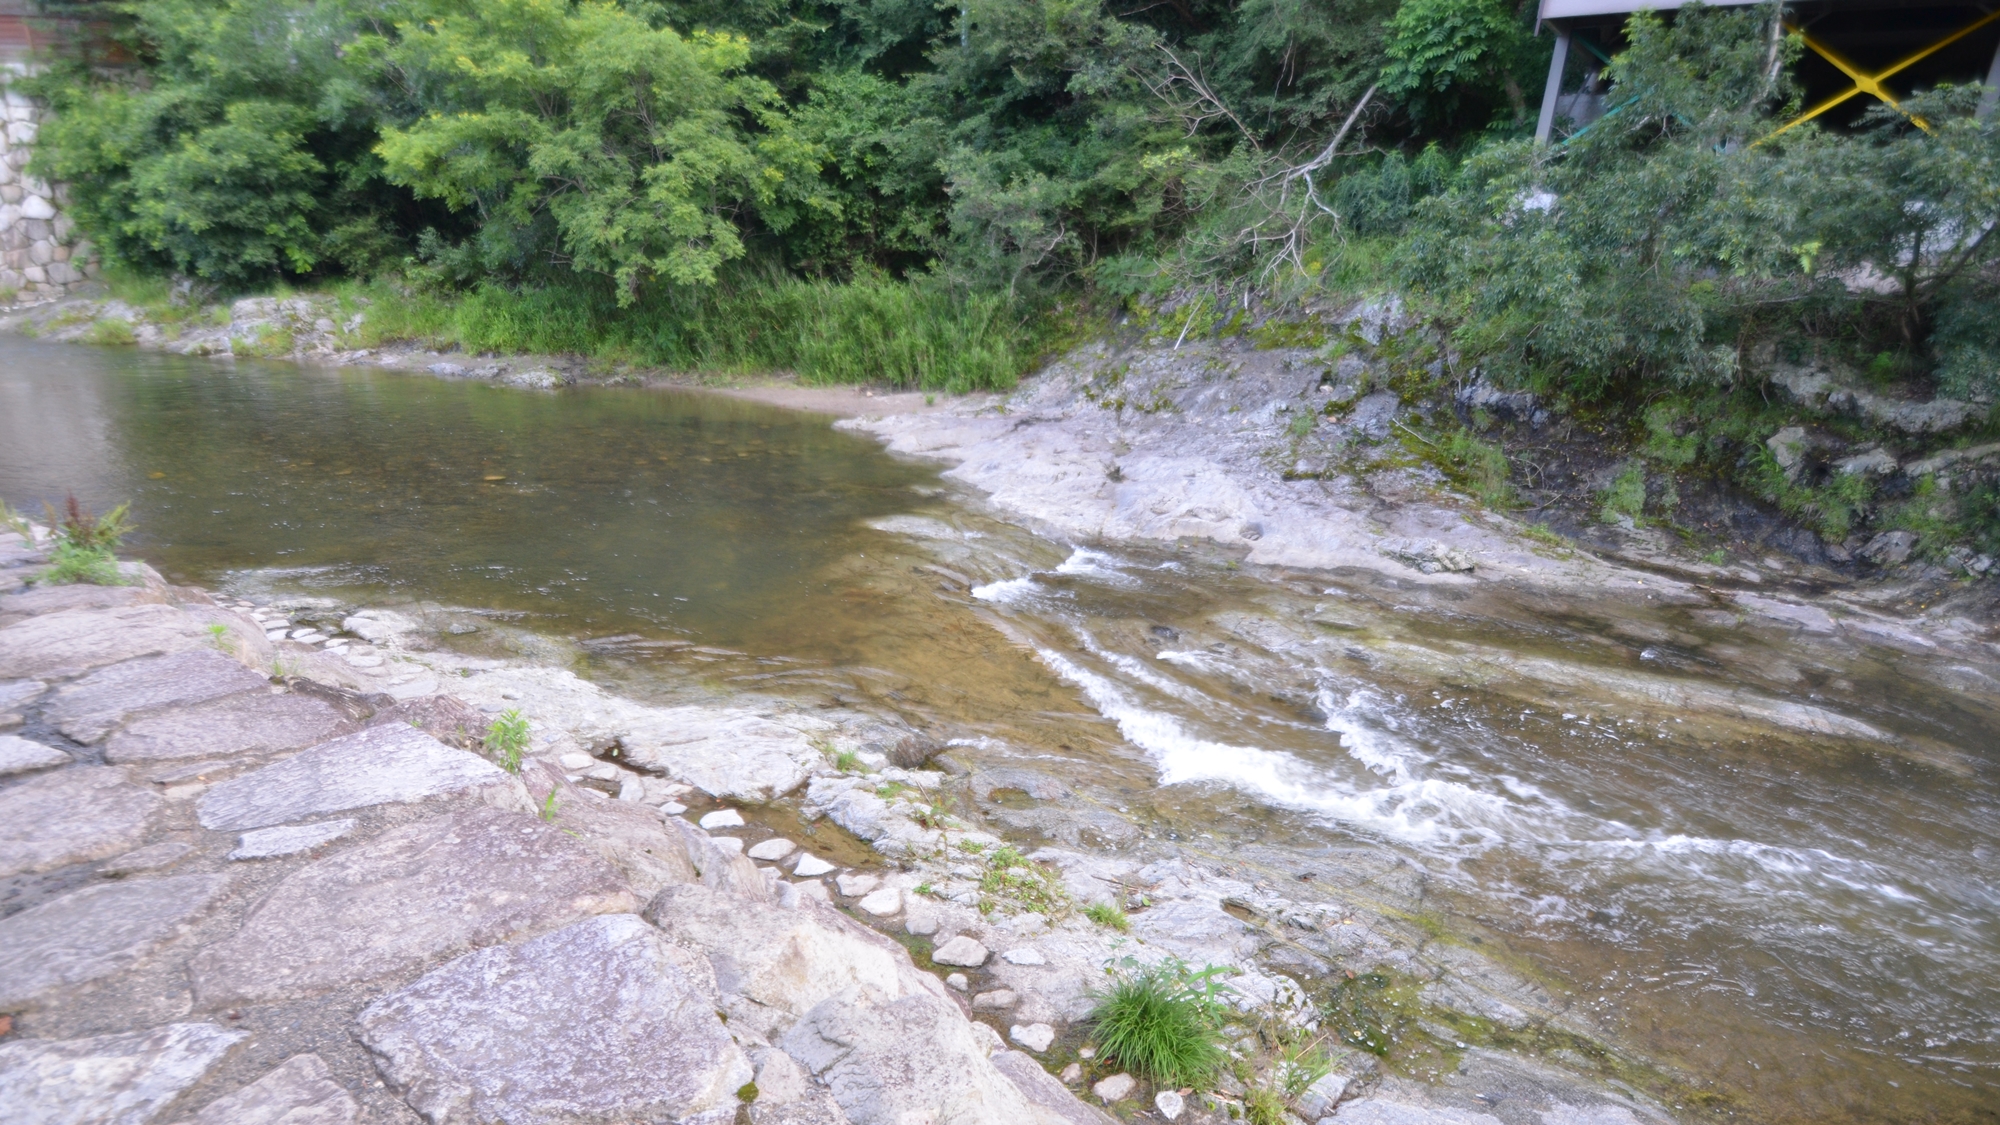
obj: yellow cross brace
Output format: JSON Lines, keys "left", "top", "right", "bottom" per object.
{"left": 1764, "top": 8, "right": 2000, "bottom": 141}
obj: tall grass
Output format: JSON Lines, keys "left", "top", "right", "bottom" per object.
{"left": 359, "top": 275, "right": 1037, "bottom": 392}
{"left": 1087, "top": 957, "right": 1231, "bottom": 1088}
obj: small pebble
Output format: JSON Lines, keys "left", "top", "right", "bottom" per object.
{"left": 698, "top": 809, "right": 745, "bottom": 830}
{"left": 945, "top": 973, "right": 969, "bottom": 991}
{"left": 835, "top": 872, "right": 881, "bottom": 897}
{"left": 659, "top": 802, "right": 688, "bottom": 816}
{"left": 1001, "top": 947, "right": 1047, "bottom": 966}
{"left": 1010, "top": 1023, "right": 1056, "bottom": 1053}
{"left": 1059, "top": 1063, "right": 1082, "bottom": 1084}
{"left": 1155, "top": 1090, "right": 1185, "bottom": 1120}
{"left": 1092, "top": 1074, "right": 1135, "bottom": 1103}
{"left": 746, "top": 838, "right": 795, "bottom": 861}
{"left": 792, "top": 853, "right": 836, "bottom": 877}
{"left": 971, "top": 990, "right": 1017, "bottom": 1011}
{"left": 857, "top": 887, "right": 902, "bottom": 916}
{"left": 709, "top": 837, "right": 744, "bottom": 855}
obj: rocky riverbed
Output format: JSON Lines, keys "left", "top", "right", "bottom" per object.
{"left": 0, "top": 520, "right": 1685, "bottom": 1125}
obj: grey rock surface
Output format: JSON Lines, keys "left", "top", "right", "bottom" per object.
{"left": 989, "top": 1051, "right": 1117, "bottom": 1125}
{"left": 102, "top": 841, "right": 196, "bottom": 876}
{"left": 781, "top": 986, "right": 1058, "bottom": 1125}
{"left": 0, "top": 765, "right": 161, "bottom": 877}
{"left": 645, "top": 883, "right": 944, "bottom": 1038}
{"left": 618, "top": 706, "right": 823, "bottom": 801}
{"left": 105, "top": 690, "right": 347, "bottom": 763}
{"left": 932, "top": 935, "right": 990, "bottom": 967}
{"left": 191, "top": 805, "right": 636, "bottom": 1005}
{"left": 0, "top": 1022, "right": 247, "bottom": 1125}
{"left": 0, "top": 873, "right": 230, "bottom": 1008}
{"left": 0, "top": 732, "right": 70, "bottom": 776}
{"left": 182, "top": 1053, "right": 358, "bottom": 1125}
{"left": 520, "top": 764, "right": 697, "bottom": 896}
{"left": 195, "top": 724, "right": 511, "bottom": 831}
{"left": 229, "top": 819, "right": 356, "bottom": 860}
{"left": 0, "top": 604, "right": 208, "bottom": 679}
{"left": 47, "top": 650, "right": 270, "bottom": 744}
{"left": 358, "top": 914, "right": 751, "bottom": 1125}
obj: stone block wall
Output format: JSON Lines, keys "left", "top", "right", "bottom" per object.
{"left": 0, "top": 68, "right": 92, "bottom": 300}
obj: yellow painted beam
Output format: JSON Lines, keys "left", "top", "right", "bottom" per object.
{"left": 1763, "top": 8, "right": 2000, "bottom": 142}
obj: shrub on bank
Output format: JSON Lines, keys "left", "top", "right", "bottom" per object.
{"left": 1087, "top": 956, "right": 1231, "bottom": 1088}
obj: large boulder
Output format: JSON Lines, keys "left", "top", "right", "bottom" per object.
{"left": 780, "top": 986, "right": 1064, "bottom": 1125}
{"left": 190, "top": 805, "right": 636, "bottom": 1005}
{"left": 357, "top": 914, "right": 752, "bottom": 1125}
{"left": 181, "top": 1053, "right": 358, "bottom": 1125}
{"left": 46, "top": 650, "right": 270, "bottom": 744}
{"left": 0, "top": 874, "right": 231, "bottom": 1009}
{"left": 195, "top": 724, "right": 516, "bottom": 831}
{"left": 0, "top": 604, "right": 209, "bottom": 679}
{"left": 644, "top": 883, "right": 944, "bottom": 1039}
{"left": 0, "top": 765, "right": 161, "bottom": 877}
{"left": 618, "top": 707, "right": 823, "bottom": 802}
{"left": 0, "top": 1022, "right": 246, "bottom": 1125}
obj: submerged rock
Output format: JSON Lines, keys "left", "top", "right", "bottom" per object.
{"left": 0, "top": 1022, "right": 247, "bottom": 1125}
{"left": 0, "top": 874, "right": 230, "bottom": 1009}
{"left": 191, "top": 805, "right": 636, "bottom": 1005}
{"left": 0, "top": 765, "right": 161, "bottom": 877}
{"left": 359, "top": 914, "right": 751, "bottom": 1125}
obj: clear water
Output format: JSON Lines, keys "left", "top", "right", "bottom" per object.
{"left": 4, "top": 337, "right": 1997, "bottom": 1123}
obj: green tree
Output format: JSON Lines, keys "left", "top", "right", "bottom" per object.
{"left": 376, "top": 0, "right": 828, "bottom": 302}
{"left": 1380, "top": 0, "right": 1538, "bottom": 127}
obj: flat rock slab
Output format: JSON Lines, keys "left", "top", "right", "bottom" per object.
{"left": 0, "top": 1022, "right": 247, "bottom": 1125}
{"left": 0, "top": 678, "right": 44, "bottom": 711}
{"left": 230, "top": 819, "right": 356, "bottom": 860}
{"left": 191, "top": 805, "right": 636, "bottom": 1005}
{"left": 0, "top": 765, "right": 162, "bottom": 877}
{"left": 184, "top": 1053, "right": 358, "bottom": 1125}
{"left": 103, "top": 841, "right": 196, "bottom": 876}
{"left": 0, "top": 582, "right": 167, "bottom": 623}
{"left": 106, "top": 690, "right": 347, "bottom": 764}
{"left": 195, "top": 724, "right": 510, "bottom": 832}
{"left": 49, "top": 650, "right": 271, "bottom": 744}
{"left": 0, "top": 732, "right": 71, "bottom": 776}
{"left": 619, "top": 707, "right": 822, "bottom": 802}
{"left": 0, "top": 873, "right": 231, "bottom": 1009}
{"left": 358, "top": 914, "right": 751, "bottom": 1125}
{"left": 0, "top": 604, "right": 209, "bottom": 680}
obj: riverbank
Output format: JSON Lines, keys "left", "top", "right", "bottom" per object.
{"left": 0, "top": 526, "right": 1686, "bottom": 1125}
{"left": 7, "top": 290, "right": 2000, "bottom": 1123}
{"left": 6, "top": 285, "right": 1996, "bottom": 660}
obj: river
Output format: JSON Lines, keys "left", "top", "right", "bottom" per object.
{"left": 2, "top": 337, "right": 1996, "bottom": 1124}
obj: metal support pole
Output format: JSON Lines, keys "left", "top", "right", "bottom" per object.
{"left": 1536, "top": 29, "right": 1572, "bottom": 145}
{"left": 1980, "top": 33, "right": 2000, "bottom": 118}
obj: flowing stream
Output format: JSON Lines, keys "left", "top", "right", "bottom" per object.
{"left": 3, "top": 338, "right": 1996, "bottom": 1124}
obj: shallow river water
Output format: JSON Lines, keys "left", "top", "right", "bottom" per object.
{"left": 3, "top": 339, "right": 1997, "bottom": 1124}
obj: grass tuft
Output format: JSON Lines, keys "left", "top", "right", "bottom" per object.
{"left": 1082, "top": 901, "right": 1130, "bottom": 931}
{"left": 35, "top": 495, "right": 131, "bottom": 586}
{"left": 1086, "top": 957, "right": 1231, "bottom": 1088}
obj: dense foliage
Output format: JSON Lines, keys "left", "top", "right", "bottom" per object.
{"left": 17, "top": 0, "right": 2000, "bottom": 407}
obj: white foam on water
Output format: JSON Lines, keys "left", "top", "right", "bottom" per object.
{"left": 970, "top": 574, "right": 1037, "bottom": 603}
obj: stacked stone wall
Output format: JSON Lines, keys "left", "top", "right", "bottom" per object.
{"left": 0, "top": 67, "right": 92, "bottom": 300}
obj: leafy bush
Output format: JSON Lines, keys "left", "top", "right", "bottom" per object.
{"left": 486, "top": 710, "right": 530, "bottom": 773}
{"left": 1087, "top": 957, "right": 1232, "bottom": 1088}
{"left": 1598, "top": 463, "right": 1647, "bottom": 524}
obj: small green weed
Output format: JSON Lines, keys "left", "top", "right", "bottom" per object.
{"left": 1083, "top": 901, "right": 1130, "bottom": 931}
{"left": 833, "top": 748, "right": 861, "bottom": 772}
{"left": 487, "top": 709, "right": 530, "bottom": 772}
{"left": 206, "top": 623, "right": 230, "bottom": 649}
{"left": 36, "top": 495, "right": 131, "bottom": 586}
{"left": 539, "top": 789, "right": 560, "bottom": 822}
{"left": 1598, "top": 463, "right": 1647, "bottom": 524}
{"left": 1287, "top": 410, "right": 1314, "bottom": 438}
{"left": 978, "top": 845, "right": 1071, "bottom": 915}
{"left": 736, "top": 1082, "right": 759, "bottom": 1103}
{"left": 1245, "top": 1087, "right": 1289, "bottom": 1125}
{"left": 1087, "top": 956, "right": 1232, "bottom": 1088}
{"left": 1701, "top": 548, "right": 1729, "bottom": 565}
